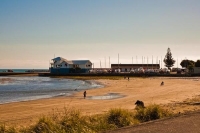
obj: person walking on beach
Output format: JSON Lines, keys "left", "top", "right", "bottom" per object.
{"left": 83, "top": 91, "right": 87, "bottom": 99}
{"left": 128, "top": 77, "right": 129, "bottom": 81}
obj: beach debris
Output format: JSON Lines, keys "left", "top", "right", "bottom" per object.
{"left": 135, "top": 100, "right": 145, "bottom": 108}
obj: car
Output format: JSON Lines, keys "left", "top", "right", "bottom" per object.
{"left": 7, "top": 69, "right": 13, "bottom": 72}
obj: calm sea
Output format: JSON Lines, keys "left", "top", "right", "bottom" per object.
{"left": 0, "top": 69, "right": 49, "bottom": 73}
{"left": 0, "top": 76, "right": 103, "bottom": 104}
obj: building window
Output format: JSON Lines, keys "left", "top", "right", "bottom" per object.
{"left": 73, "top": 64, "right": 79, "bottom": 68}
{"left": 57, "top": 65, "right": 62, "bottom": 67}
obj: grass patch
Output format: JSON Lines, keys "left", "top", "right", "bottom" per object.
{"left": 134, "top": 104, "right": 172, "bottom": 122}
{"left": 0, "top": 124, "right": 17, "bottom": 133}
{"left": 0, "top": 105, "right": 172, "bottom": 133}
{"left": 106, "top": 108, "right": 139, "bottom": 128}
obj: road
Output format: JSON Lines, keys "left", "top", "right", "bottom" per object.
{"left": 106, "top": 111, "right": 200, "bottom": 133}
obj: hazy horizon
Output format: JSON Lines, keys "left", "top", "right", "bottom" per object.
{"left": 1, "top": 0, "right": 200, "bottom": 69}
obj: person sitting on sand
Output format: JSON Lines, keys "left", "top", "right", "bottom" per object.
{"left": 83, "top": 91, "right": 87, "bottom": 99}
{"left": 135, "top": 100, "right": 145, "bottom": 108}
{"left": 160, "top": 81, "right": 164, "bottom": 86}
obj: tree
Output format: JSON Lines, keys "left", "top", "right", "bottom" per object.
{"left": 188, "top": 65, "right": 194, "bottom": 72}
{"left": 180, "top": 60, "right": 195, "bottom": 68}
{"left": 195, "top": 60, "right": 200, "bottom": 67}
{"left": 163, "top": 48, "right": 175, "bottom": 69}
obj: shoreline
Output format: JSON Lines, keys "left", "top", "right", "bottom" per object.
{"left": 0, "top": 77, "right": 200, "bottom": 127}
{"left": 0, "top": 77, "right": 104, "bottom": 105}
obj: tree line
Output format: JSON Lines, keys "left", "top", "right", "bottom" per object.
{"left": 163, "top": 48, "right": 200, "bottom": 69}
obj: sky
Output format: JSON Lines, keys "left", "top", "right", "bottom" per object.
{"left": 0, "top": 0, "right": 200, "bottom": 69}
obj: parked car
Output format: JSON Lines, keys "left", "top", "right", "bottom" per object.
{"left": 130, "top": 69, "right": 135, "bottom": 73}
{"left": 7, "top": 69, "right": 13, "bottom": 72}
{"left": 159, "top": 68, "right": 170, "bottom": 74}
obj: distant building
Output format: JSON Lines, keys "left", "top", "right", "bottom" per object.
{"left": 111, "top": 64, "right": 160, "bottom": 72}
{"left": 193, "top": 67, "right": 200, "bottom": 74}
{"left": 50, "top": 57, "right": 92, "bottom": 74}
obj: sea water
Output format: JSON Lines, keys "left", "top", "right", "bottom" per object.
{"left": 0, "top": 76, "right": 102, "bottom": 104}
{"left": 0, "top": 69, "right": 49, "bottom": 73}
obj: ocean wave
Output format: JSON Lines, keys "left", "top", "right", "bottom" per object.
{"left": 0, "top": 76, "right": 103, "bottom": 104}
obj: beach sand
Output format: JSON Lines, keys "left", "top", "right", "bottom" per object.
{"left": 0, "top": 77, "right": 200, "bottom": 127}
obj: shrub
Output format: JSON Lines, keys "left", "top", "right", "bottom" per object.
{"left": 134, "top": 104, "right": 171, "bottom": 122}
{"left": 86, "top": 114, "right": 114, "bottom": 132}
{"left": 60, "top": 110, "right": 92, "bottom": 133}
{"left": 106, "top": 108, "right": 138, "bottom": 128}
{"left": 1, "top": 105, "right": 172, "bottom": 133}
{"left": 0, "top": 124, "right": 6, "bottom": 133}
{"left": 31, "top": 116, "right": 63, "bottom": 133}
{"left": 0, "top": 124, "right": 17, "bottom": 133}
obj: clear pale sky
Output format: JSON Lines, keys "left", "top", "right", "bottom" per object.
{"left": 0, "top": 0, "right": 200, "bottom": 69}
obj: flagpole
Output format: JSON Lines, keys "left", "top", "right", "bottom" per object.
{"left": 109, "top": 56, "right": 110, "bottom": 68}
{"left": 142, "top": 56, "right": 143, "bottom": 67}
{"left": 105, "top": 57, "right": 106, "bottom": 68}
{"left": 136, "top": 56, "right": 138, "bottom": 64}
{"left": 118, "top": 53, "right": 119, "bottom": 70}
{"left": 156, "top": 56, "right": 158, "bottom": 69}
{"left": 152, "top": 55, "right": 153, "bottom": 69}
{"left": 132, "top": 57, "right": 133, "bottom": 69}
{"left": 177, "top": 58, "right": 178, "bottom": 68}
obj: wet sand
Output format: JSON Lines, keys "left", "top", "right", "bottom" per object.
{"left": 0, "top": 77, "right": 200, "bottom": 127}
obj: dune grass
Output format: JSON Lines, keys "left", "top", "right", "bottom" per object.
{"left": 0, "top": 104, "right": 172, "bottom": 133}
{"left": 134, "top": 104, "right": 172, "bottom": 122}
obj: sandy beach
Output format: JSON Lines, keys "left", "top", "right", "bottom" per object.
{"left": 0, "top": 77, "right": 200, "bottom": 127}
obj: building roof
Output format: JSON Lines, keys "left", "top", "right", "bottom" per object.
{"left": 52, "top": 57, "right": 68, "bottom": 62}
{"left": 72, "top": 60, "right": 91, "bottom": 65}
{"left": 52, "top": 57, "right": 91, "bottom": 65}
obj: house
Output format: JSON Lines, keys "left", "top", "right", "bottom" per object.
{"left": 50, "top": 57, "right": 92, "bottom": 74}
{"left": 111, "top": 64, "right": 160, "bottom": 72}
{"left": 193, "top": 67, "right": 200, "bottom": 74}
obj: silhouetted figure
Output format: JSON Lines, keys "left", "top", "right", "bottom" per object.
{"left": 135, "top": 100, "right": 145, "bottom": 108}
{"left": 83, "top": 91, "right": 87, "bottom": 99}
{"left": 128, "top": 77, "right": 129, "bottom": 81}
{"left": 160, "top": 81, "right": 164, "bottom": 86}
